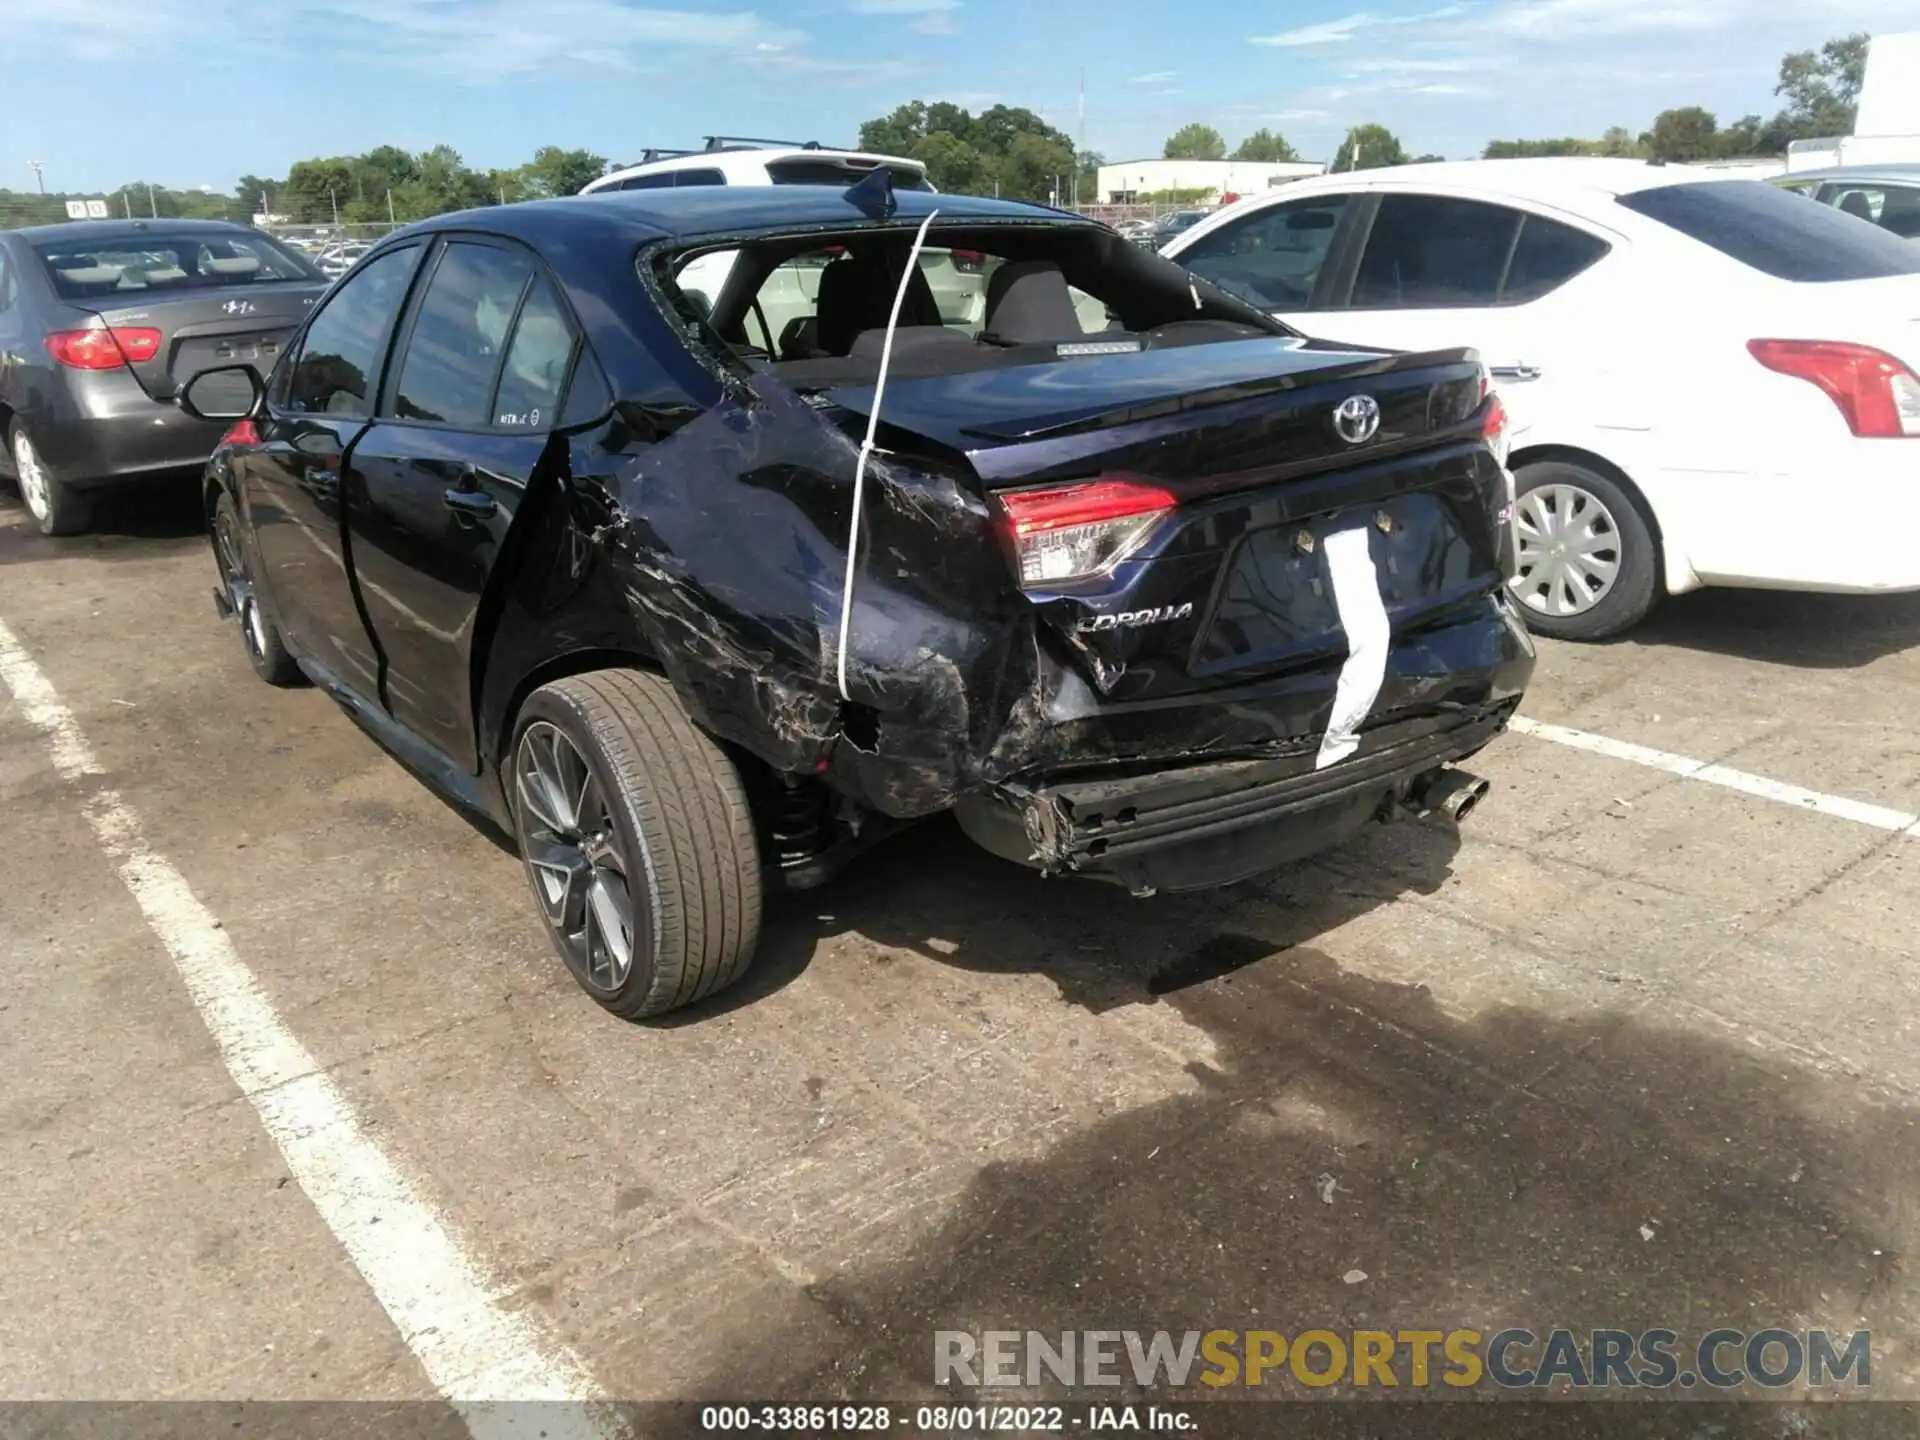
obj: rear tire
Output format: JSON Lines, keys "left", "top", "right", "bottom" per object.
{"left": 212, "top": 489, "right": 303, "bottom": 686}
{"left": 510, "top": 670, "right": 763, "bottom": 1020}
{"left": 1507, "top": 459, "right": 1658, "bottom": 641}
{"left": 8, "top": 422, "right": 92, "bottom": 537}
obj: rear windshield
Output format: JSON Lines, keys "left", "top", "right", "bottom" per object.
{"left": 33, "top": 230, "right": 321, "bottom": 299}
{"left": 765, "top": 159, "right": 933, "bottom": 191}
{"left": 652, "top": 222, "right": 1298, "bottom": 390}
{"left": 1617, "top": 181, "right": 1920, "bottom": 282}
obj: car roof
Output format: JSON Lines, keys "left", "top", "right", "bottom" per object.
{"left": 1776, "top": 162, "right": 1920, "bottom": 184}
{"left": 1314, "top": 156, "right": 1710, "bottom": 197}
{"left": 8, "top": 217, "right": 260, "bottom": 244}
{"left": 409, "top": 186, "right": 1087, "bottom": 245}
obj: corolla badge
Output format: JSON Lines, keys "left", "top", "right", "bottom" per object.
{"left": 1332, "top": 394, "right": 1381, "bottom": 445}
{"left": 1076, "top": 603, "right": 1195, "bottom": 632}
{"left": 221, "top": 299, "right": 256, "bottom": 316}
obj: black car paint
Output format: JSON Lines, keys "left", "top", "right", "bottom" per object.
{"left": 0, "top": 220, "right": 325, "bottom": 489}
{"left": 202, "top": 188, "right": 1532, "bottom": 888}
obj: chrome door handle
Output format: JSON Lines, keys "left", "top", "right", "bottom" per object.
{"left": 443, "top": 486, "right": 497, "bottom": 519}
{"left": 1489, "top": 362, "right": 1543, "bottom": 381}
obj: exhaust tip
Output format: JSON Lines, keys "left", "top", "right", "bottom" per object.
{"left": 1409, "top": 768, "right": 1490, "bottom": 826}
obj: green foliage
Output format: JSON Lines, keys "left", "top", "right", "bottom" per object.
{"left": 1231, "top": 128, "right": 1300, "bottom": 162}
{"left": 1642, "top": 105, "right": 1719, "bottom": 162}
{"left": 1332, "top": 124, "right": 1408, "bottom": 171}
{"left": 856, "top": 101, "right": 1078, "bottom": 201}
{"left": 1163, "top": 124, "right": 1228, "bottom": 161}
{"left": 1482, "top": 137, "right": 1599, "bottom": 159}
{"left": 1774, "top": 32, "right": 1868, "bottom": 139}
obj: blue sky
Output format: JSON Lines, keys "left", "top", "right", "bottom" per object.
{"left": 3, "top": 0, "right": 1909, "bottom": 193}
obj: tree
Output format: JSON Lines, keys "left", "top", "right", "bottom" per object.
{"left": 1163, "top": 124, "right": 1227, "bottom": 160}
{"left": 856, "top": 100, "right": 1076, "bottom": 198}
{"left": 235, "top": 174, "right": 283, "bottom": 217}
{"left": 917, "top": 130, "right": 995, "bottom": 195}
{"left": 1772, "top": 32, "right": 1869, "bottom": 141}
{"left": 1410, "top": 153, "right": 1447, "bottom": 164}
{"left": 1074, "top": 149, "right": 1105, "bottom": 204}
{"left": 1643, "top": 106, "right": 1719, "bottom": 162}
{"left": 1716, "top": 114, "right": 1767, "bottom": 158}
{"left": 283, "top": 157, "right": 357, "bottom": 223}
{"left": 1332, "top": 124, "right": 1408, "bottom": 171}
{"left": 519, "top": 145, "right": 610, "bottom": 199}
{"left": 1482, "top": 137, "right": 1590, "bottom": 158}
{"left": 1232, "top": 128, "right": 1299, "bottom": 162}
{"left": 1600, "top": 126, "right": 1642, "bottom": 158}
{"left": 1000, "top": 130, "right": 1077, "bottom": 203}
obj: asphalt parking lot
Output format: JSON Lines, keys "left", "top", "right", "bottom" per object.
{"left": 2, "top": 482, "right": 1918, "bottom": 1431}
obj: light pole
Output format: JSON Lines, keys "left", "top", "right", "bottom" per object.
{"left": 28, "top": 160, "right": 44, "bottom": 194}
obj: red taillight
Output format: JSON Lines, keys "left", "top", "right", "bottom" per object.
{"left": 1482, "top": 392, "right": 1510, "bottom": 465}
{"left": 1748, "top": 339, "right": 1920, "bottom": 439}
{"left": 45, "top": 326, "right": 161, "bottom": 370}
{"left": 992, "top": 474, "right": 1177, "bottom": 587}
{"left": 950, "top": 247, "right": 987, "bottom": 273}
{"left": 221, "top": 420, "right": 260, "bottom": 447}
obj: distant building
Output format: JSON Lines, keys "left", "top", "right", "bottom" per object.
{"left": 1095, "top": 158, "right": 1324, "bottom": 205}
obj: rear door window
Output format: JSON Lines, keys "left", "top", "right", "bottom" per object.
{"left": 286, "top": 244, "right": 421, "bottom": 417}
{"left": 493, "top": 275, "right": 577, "bottom": 429}
{"left": 1353, "top": 194, "right": 1520, "bottom": 309}
{"left": 391, "top": 242, "right": 535, "bottom": 427}
{"left": 0, "top": 253, "right": 15, "bottom": 314}
{"left": 1500, "top": 214, "right": 1610, "bottom": 304}
{"left": 1177, "top": 195, "right": 1351, "bottom": 310}
{"left": 1618, "top": 180, "right": 1920, "bottom": 280}
{"left": 620, "top": 168, "right": 725, "bottom": 189}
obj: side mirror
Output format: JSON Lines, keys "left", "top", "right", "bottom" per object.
{"left": 178, "top": 364, "right": 265, "bottom": 423}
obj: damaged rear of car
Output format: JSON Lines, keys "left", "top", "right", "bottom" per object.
{"left": 189, "top": 185, "right": 1533, "bottom": 1020}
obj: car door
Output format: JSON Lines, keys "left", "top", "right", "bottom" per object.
{"left": 1175, "top": 191, "right": 1361, "bottom": 315}
{"left": 344, "top": 236, "right": 586, "bottom": 772}
{"left": 243, "top": 242, "right": 425, "bottom": 700}
{"left": 1338, "top": 194, "right": 1619, "bottom": 436}
{"left": 0, "top": 245, "right": 21, "bottom": 413}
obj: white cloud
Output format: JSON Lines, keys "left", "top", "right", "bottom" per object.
{"left": 1346, "top": 55, "right": 1495, "bottom": 74}
{"left": 1128, "top": 70, "right": 1180, "bottom": 84}
{"left": 1250, "top": 5, "right": 1468, "bottom": 47}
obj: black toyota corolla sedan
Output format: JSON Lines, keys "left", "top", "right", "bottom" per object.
{"left": 0, "top": 218, "right": 326, "bottom": 533}
{"left": 178, "top": 182, "right": 1532, "bottom": 1019}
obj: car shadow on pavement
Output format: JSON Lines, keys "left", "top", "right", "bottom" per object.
{"left": 0, "top": 478, "right": 205, "bottom": 567}
{"left": 667, "top": 810, "right": 1462, "bottom": 1025}
{"left": 669, "top": 859, "right": 1920, "bottom": 1435}
{"left": 1625, "top": 587, "right": 1920, "bottom": 669}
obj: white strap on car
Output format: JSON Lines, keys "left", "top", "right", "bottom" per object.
{"left": 836, "top": 209, "right": 940, "bottom": 704}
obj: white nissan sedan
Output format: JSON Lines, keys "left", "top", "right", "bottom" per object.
{"left": 1163, "top": 159, "right": 1920, "bottom": 639}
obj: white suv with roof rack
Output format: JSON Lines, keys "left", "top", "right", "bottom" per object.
{"left": 579, "top": 136, "right": 932, "bottom": 195}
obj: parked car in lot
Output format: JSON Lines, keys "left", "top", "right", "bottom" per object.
{"left": 1150, "top": 209, "right": 1209, "bottom": 249}
{"left": 1163, "top": 158, "right": 1920, "bottom": 638}
{"left": 1774, "top": 163, "right": 1920, "bottom": 239}
{"left": 580, "top": 135, "right": 931, "bottom": 195}
{"left": 0, "top": 219, "right": 327, "bottom": 534}
{"left": 179, "top": 184, "right": 1530, "bottom": 1019}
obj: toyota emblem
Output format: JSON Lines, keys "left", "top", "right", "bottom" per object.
{"left": 1332, "top": 394, "right": 1381, "bottom": 445}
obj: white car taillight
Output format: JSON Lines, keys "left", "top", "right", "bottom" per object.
{"left": 992, "top": 475, "right": 1177, "bottom": 587}
{"left": 1748, "top": 339, "right": 1920, "bottom": 438}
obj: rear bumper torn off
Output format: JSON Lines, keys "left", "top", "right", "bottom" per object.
{"left": 954, "top": 702, "right": 1516, "bottom": 894}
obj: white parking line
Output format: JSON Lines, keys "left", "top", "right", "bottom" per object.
{"left": 1510, "top": 715, "right": 1920, "bottom": 837}
{"left": 0, "top": 617, "right": 618, "bottom": 1440}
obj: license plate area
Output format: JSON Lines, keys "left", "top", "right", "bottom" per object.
{"left": 1194, "top": 493, "right": 1480, "bottom": 674}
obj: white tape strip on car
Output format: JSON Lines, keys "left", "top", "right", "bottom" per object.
{"left": 1510, "top": 715, "right": 1920, "bottom": 837}
{"left": 0, "top": 616, "right": 618, "bottom": 1440}
{"left": 1315, "top": 526, "right": 1391, "bottom": 771}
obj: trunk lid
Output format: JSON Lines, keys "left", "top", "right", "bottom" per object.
{"left": 1758, "top": 273, "right": 1920, "bottom": 371}
{"left": 80, "top": 282, "right": 326, "bottom": 401}
{"left": 826, "top": 337, "right": 1506, "bottom": 702}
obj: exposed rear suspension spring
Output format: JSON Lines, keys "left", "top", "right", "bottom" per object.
{"left": 768, "top": 773, "right": 836, "bottom": 868}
